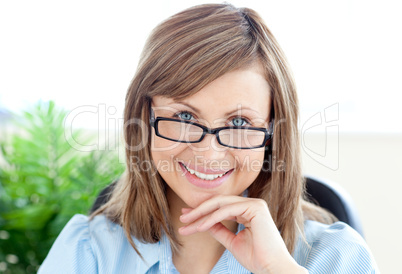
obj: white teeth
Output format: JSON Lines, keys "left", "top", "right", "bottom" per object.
{"left": 183, "top": 165, "right": 227, "bottom": 181}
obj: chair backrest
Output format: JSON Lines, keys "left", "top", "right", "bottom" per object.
{"left": 89, "top": 180, "right": 117, "bottom": 214}
{"left": 305, "top": 175, "right": 365, "bottom": 238}
{"left": 90, "top": 176, "right": 365, "bottom": 238}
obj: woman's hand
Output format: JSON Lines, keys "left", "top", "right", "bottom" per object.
{"left": 178, "top": 195, "right": 307, "bottom": 274}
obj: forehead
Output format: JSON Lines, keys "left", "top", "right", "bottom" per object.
{"left": 152, "top": 64, "right": 271, "bottom": 120}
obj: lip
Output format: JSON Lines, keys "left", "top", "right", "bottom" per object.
{"left": 178, "top": 162, "right": 231, "bottom": 175}
{"left": 179, "top": 162, "right": 234, "bottom": 189}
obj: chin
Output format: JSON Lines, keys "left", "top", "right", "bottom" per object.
{"left": 183, "top": 191, "right": 216, "bottom": 208}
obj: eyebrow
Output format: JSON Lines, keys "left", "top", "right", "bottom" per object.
{"left": 172, "top": 100, "right": 262, "bottom": 117}
{"left": 173, "top": 101, "right": 201, "bottom": 113}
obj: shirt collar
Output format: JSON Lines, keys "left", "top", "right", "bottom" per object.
{"left": 133, "top": 238, "right": 160, "bottom": 274}
{"left": 136, "top": 223, "right": 250, "bottom": 274}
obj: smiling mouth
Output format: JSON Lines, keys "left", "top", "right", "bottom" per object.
{"left": 180, "top": 163, "right": 232, "bottom": 181}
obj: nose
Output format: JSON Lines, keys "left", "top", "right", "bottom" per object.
{"left": 189, "top": 133, "right": 227, "bottom": 160}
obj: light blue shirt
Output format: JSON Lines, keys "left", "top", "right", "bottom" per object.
{"left": 38, "top": 214, "right": 379, "bottom": 273}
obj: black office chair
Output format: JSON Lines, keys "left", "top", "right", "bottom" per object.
{"left": 90, "top": 180, "right": 117, "bottom": 214}
{"left": 304, "top": 175, "right": 365, "bottom": 238}
{"left": 90, "top": 175, "right": 365, "bottom": 238}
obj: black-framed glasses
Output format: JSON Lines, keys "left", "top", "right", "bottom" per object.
{"left": 150, "top": 109, "right": 274, "bottom": 149}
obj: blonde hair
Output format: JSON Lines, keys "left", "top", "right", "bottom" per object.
{"left": 91, "top": 3, "right": 336, "bottom": 257}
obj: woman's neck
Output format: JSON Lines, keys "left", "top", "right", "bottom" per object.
{"left": 166, "top": 188, "right": 238, "bottom": 274}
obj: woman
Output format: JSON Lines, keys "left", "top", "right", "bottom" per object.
{"left": 39, "top": 3, "right": 378, "bottom": 273}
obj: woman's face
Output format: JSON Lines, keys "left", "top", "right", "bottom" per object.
{"left": 151, "top": 63, "right": 271, "bottom": 208}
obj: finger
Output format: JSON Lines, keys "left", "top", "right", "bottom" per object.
{"left": 207, "top": 222, "right": 236, "bottom": 252}
{"left": 178, "top": 213, "right": 210, "bottom": 236}
{"left": 197, "top": 201, "right": 255, "bottom": 232}
{"left": 180, "top": 195, "right": 246, "bottom": 223}
{"left": 181, "top": 207, "right": 192, "bottom": 214}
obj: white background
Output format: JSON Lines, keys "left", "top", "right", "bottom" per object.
{"left": 1, "top": 0, "right": 401, "bottom": 133}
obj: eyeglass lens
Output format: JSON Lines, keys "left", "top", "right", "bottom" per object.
{"left": 156, "top": 120, "right": 266, "bottom": 148}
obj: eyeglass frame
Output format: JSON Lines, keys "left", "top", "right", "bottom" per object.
{"left": 149, "top": 108, "right": 274, "bottom": 149}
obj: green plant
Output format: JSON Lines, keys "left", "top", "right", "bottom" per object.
{"left": 0, "top": 101, "right": 125, "bottom": 273}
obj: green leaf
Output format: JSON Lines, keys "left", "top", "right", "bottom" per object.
{"left": 0, "top": 100, "right": 123, "bottom": 271}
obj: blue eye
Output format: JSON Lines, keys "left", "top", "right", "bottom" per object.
{"left": 173, "top": 112, "right": 250, "bottom": 126}
{"left": 175, "top": 111, "right": 194, "bottom": 121}
{"left": 231, "top": 117, "right": 248, "bottom": 127}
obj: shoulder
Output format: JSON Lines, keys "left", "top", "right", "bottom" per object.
{"left": 38, "top": 214, "right": 97, "bottom": 273}
{"left": 293, "top": 220, "right": 379, "bottom": 273}
{"left": 38, "top": 214, "right": 159, "bottom": 274}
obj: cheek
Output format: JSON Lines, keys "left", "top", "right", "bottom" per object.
{"left": 151, "top": 131, "right": 180, "bottom": 158}
{"left": 151, "top": 133, "right": 186, "bottom": 172}
{"left": 234, "top": 149, "right": 265, "bottom": 173}
{"left": 231, "top": 149, "right": 265, "bottom": 194}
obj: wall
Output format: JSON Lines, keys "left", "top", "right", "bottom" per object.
{"left": 301, "top": 133, "right": 402, "bottom": 273}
